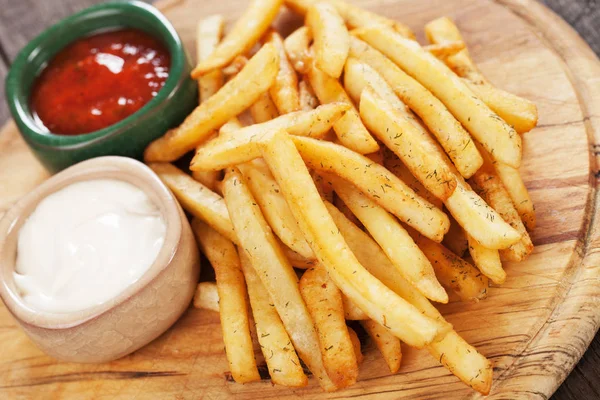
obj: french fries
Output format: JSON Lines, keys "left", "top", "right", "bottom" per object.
{"left": 222, "top": 55, "right": 249, "bottom": 77}
{"left": 149, "top": 163, "right": 237, "bottom": 242}
{"left": 284, "top": 0, "right": 415, "bottom": 39}
{"left": 468, "top": 234, "right": 506, "bottom": 285}
{"left": 193, "top": 281, "right": 220, "bottom": 312}
{"left": 191, "top": 144, "right": 221, "bottom": 192}
{"left": 238, "top": 159, "right": 314, "bottom": 259}
{"left": 238, "top": 251, "right": 308, "bottom": 387}
{"left": 471, "top": 166, "right": 533, "bottom": 262}
{"left": 283, "top": 26, "right": 312, "bottom": 74}
{"left": 145, "top": 43, "right": 279, "bottom": 162}
{"left": 222, "top": 166, "right": 336, "bottom": 391}
{"left": 306, "top": 2, "right": 349, "bottom": 79}
{"left": 299, "top": 79, "right": 319, "bottom": 110}
{"left": 192, "top": 220, "right": 260, "bottom": 383}
{"left": 409, "top": 228, "right": 490, "bottom": 302}
{"left": 190, "top": 103, "right": 351, "bottom": 171}
{"left": 196, "top": 15, "right": 225, "bottom": 103}
{"left": 347, "top": 327, "right": 364, "bottom": 364}
{"left": 423, "top": 40, "right": 465, "bottom": 59}
{"left": 191, "top": 0, "right": 283, "bottom": 76}
{"left": 443, "top": 214, "right": 469, "bottom": 257}
{"left": 343, "top": 57, "right": 407, "bottom": 111}
{"left": 383, "top": 149, "right": 443, "bottom": 210}
{"left": 330, "top": 175, "right": 447, "bottom": 303}
{"left": 291, "top": 136, "right": 450, "bottom": 242}
{"left": 327, "top": 203, "right": 492, "bottom": 394}
{"left": 143, "top": 2, "right": 539, "bottom": 393}
{"left": 425, "top": 17, "right": 538, "bottom": 134}
{"left": 348, "top": 37, "right": 482, "bottom": 178}
{"left": 265, "top": 31, "right": 301, "bottom": 114}
{"left": 359, "top": 87, "right": 457, "bottom": 201}
{"left": 260, "top": 131, "right": 449, "bottom": 347}
{"left": 495, "top": 162, "right": 536, "bottom": 231}
{"left": 250, "top": 92, "right": 279, "bottom": 123}
{"left": 445, "top": 178, "right": 522, "bottom": 250}
{"left": 300, "top": 265, "right": 358, "bottom": 388}
{"left": 354, "top": 27, "right": 522, "bottom": 168}
{"left": 219, "top": 117, "right": 244, "bottom": 136}
{"left": 307, "top": 63, "right": 379, "bottom": 154}
{"left": 343, "top": 295, "right": 369, "bottom": 320}
{"left": 361, "top": 320, "right": 402, "bottom": 374}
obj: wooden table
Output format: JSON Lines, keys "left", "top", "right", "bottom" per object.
{"left": 0, "top": 0, "right": 598, "bottom": 398}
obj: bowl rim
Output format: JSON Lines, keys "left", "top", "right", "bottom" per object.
{"left": 4, "top": 0, "right": 188, "bottom": 150}
{"left": 0, "top": 156, "right": 183, "bottom": 329}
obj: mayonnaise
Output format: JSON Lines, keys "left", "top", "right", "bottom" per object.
{"left": 13, "top": 179, "right": 166, "bottom": 313}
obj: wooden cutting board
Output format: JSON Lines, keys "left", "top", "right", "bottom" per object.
{"left": 1, "top": 0, "right": 599, "bottom": 398}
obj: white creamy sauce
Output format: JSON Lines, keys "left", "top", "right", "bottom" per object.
{"left": 13, "top": 179, "right": 166, "bottom": 313}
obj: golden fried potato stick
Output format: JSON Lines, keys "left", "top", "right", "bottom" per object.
{"left": 238, "top": 159, "right": 314, "bottom": 259}
{"left": 191, "top": 0, "right": 283, "bottom": 77}
{"left": 383, "top": 149, "right": 443, "bottom": 210}
{"left": 306, "top": 2, "right": 349, "bottom": 78}
{"left": 329, "top": 175, "right": 447, "bottom": 303}
{"left": 196, "top": 15, "right": 225, "bottom": 103}
{"left": 222, "top": 55, "right": 249, "bottom": 77}
{"left": 300, "top": 265, "right": 358, "bottom": 388}
{"left": 291, "top": 136, "right": 449, "bottom": 242}
{"left": 193, "top": 281, "right": 219, "bottom": 312}
{"left": 150, "top": 163, "right": 236, "bottom": 241}
{"left": 190, "top": 103, "right": 350, "bottom": 171}
{"left": 150, "top": 163, "right": 314, "bottom": 268}
{"left": 342, "top": 295, "right": 369, "bottom": 320}
{"left": 250, "top": 92, "right": 279, "bottom": 123}
{"left": 359, "top": 86, "right": 457, "bottom": 201}
{"left": 307, "top": 63, "right": 379, "bottom": 154}
{"left": 361, "top": 319, "right": 402, "bottom": 373}
{"left": 348, "top": 37, "right": 482, "bottom": 178}
{"left": 467, "top": 234, "right": 506, "bottom": 285}
{"left": 425, "top": 17, "right": 538, "bottom": 134}
{"left": 261, "top": 131, "right": 449, "bottom": 347}
{"left": 354, "top": 26, "right": 522, "bottom": 168}
{"left": 283, "top": 26, "right": 312, "bottom": 74}
{"left": 445, "top": 177, "right": 522, "bottom": 250}
{"left": 145, "top": 43, "right": 279, "bottom": 162}
{"left": 191, "top": 220, "right": 260, "bottom": 383}
{"left": 191, "top": 135, "right": 221, "bottom": 191}
{"left": 265, "top": 30, "right": 301, "bottom": 114}
{"left": 494, "top": 162, "right": 536, "bottom": 231}
{"left": 442, "top": 214, "right": 469, "bottom": 257}
{"left": 471, "top": 166, "right": 533, "bottom": 262}
{"left": 238, "top": 251, "right": 308, "bottom": 387}
{"left": 299, "top": 79, "right": 319, "bottom": 111}
{"left": 219, "top": 117, "right": 244, "bottom": 136}
{"left": 222, "top": 167, "right": 336, "bottom": 391}
{"left": 408, "top": 228, "right": 489, "bottom": 302}
{"left": 333, "top": 195, "right": 363, "bottom": 229}
{"left": 347, "top": 327, "right": 364, "bottom": 365}
{"left": 423, "top": 40, "right": 465, "bottom": 59}
{"left": 284, "top": 0, "right": 415, "bottom": 39}
{"left": 312, "top": 170, "right": 335, "bottom": 202}
{"left": 327, "top": 204, "right": 492, "bottom": 394}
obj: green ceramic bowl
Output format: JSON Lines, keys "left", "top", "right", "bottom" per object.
{"left": 5, "top": 0, "right": 198, "bottom": 173}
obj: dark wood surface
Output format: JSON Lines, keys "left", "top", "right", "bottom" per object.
{"left": 0, "top": 0, "right": 598, "bottom": 398}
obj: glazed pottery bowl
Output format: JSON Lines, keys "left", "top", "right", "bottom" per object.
{"left": 5, "top": 1, "right": 197, "bottom": 173}
{"left": 0, "top": 156, "right": 200, "bottom": 363}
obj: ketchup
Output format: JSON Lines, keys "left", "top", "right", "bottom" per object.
{"left": 30, "top": 29, "right": 170, "bottom": 135}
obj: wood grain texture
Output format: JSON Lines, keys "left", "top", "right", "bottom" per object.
{"left": 0, "top": 0, "right": 598, "bottom": 399}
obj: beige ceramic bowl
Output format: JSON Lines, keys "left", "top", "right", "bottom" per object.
{"left": 0, "top": 156, "right": 200, "bottom": 363}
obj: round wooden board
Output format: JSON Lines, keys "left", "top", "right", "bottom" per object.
{"left": 1, "top": 0, "right": 599, "bottom": 398}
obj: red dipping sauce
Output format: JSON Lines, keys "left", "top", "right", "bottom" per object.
{"left": 30, "top": 29, "right": 170, "bottom": 135}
